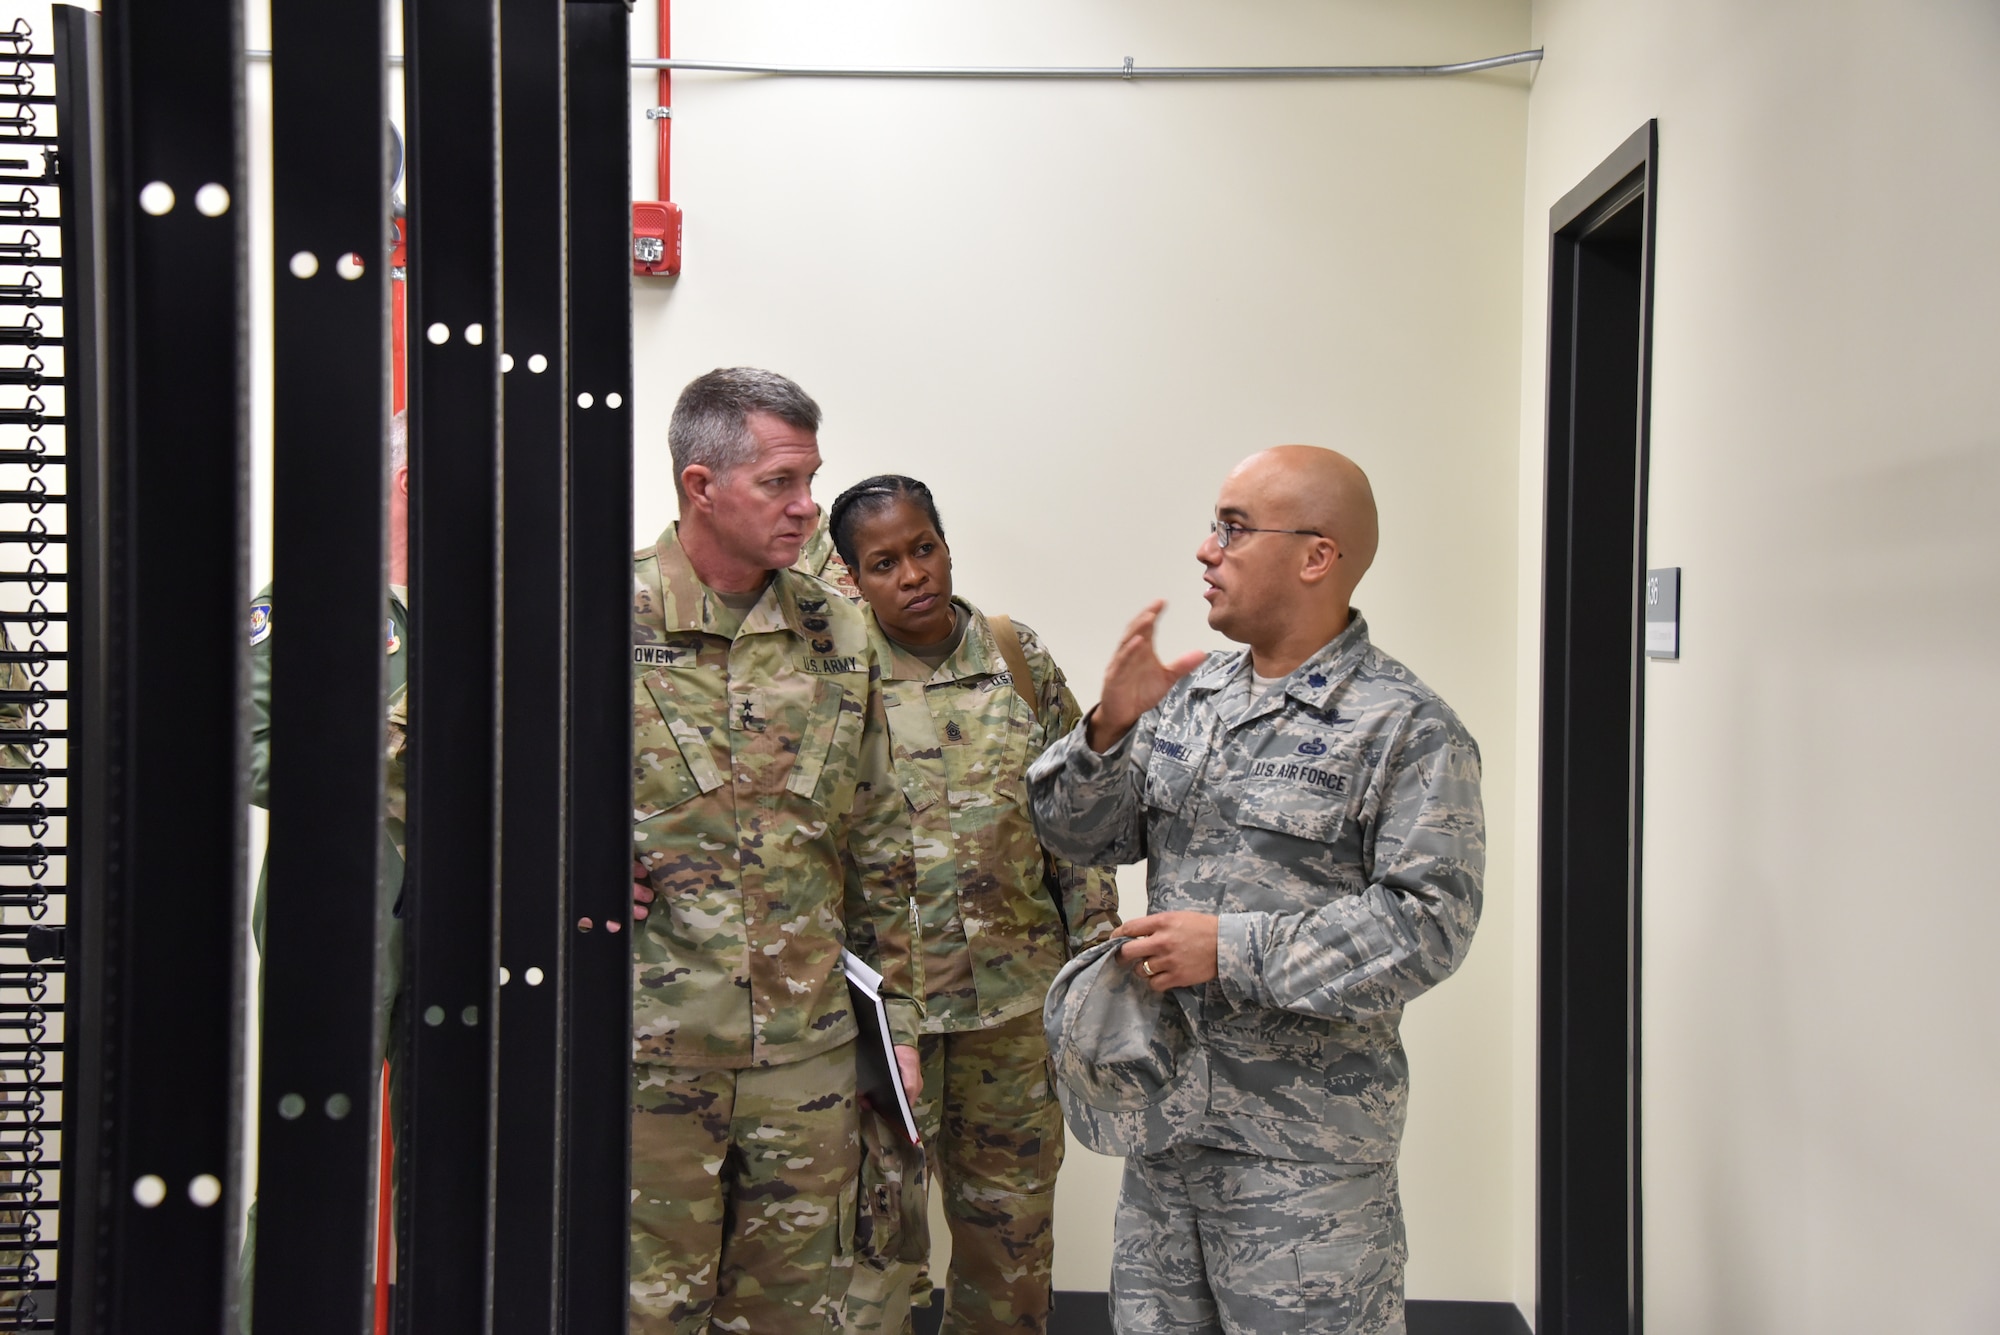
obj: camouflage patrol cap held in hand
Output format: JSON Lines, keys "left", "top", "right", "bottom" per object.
{"left": 1043, "top": 939, "right": 1209, "bottom": 1157}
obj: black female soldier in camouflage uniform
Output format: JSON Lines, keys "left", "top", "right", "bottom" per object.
{"left": 830, "top": 476, "right": 1121, "bottom": 1335}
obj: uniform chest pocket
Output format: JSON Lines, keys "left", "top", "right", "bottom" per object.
{"left": 1233, "top": 780, "right": 1347, "bottom": 846}
{"left": 882, "top": 687, "right": 945, "bottom": 814}
{"left": 635, "top": 674, "right": 724, "bottom": 821}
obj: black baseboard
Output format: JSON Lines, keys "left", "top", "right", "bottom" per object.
{"left": 911, "top": 1291, "right": 1115, "bottom": 1335}
{"left": 914, "top": 1292, "right": 1528, "bottom": 1334}
{"left": 1407, "top": 1300, "right": 1533, "bottom": 1335}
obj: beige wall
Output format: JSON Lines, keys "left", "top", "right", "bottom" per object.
{"left": 631, "top": 0, "right": 1530, "bottom": 1299}
{"left": 1515, "top": 1, "right": 2000, "bottom": 1329}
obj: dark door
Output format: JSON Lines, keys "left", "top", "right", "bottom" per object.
{"left": 1538, "top": 120, "right": 1657, "bottom": 1335}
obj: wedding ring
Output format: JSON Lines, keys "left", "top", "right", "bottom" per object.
{"left": 1140, "top": 959, "right": 1156, "bottom": 978}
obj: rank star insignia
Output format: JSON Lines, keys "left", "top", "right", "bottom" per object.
{"left": 1306, "top": 672, "right": 1327, "bottom": 689}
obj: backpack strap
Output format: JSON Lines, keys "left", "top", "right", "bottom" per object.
{"left": 986, "top": 614, "right": 1039, "bottom": 717}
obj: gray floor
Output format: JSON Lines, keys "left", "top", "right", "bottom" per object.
{"left": 914, "top": 1292, "right": 1528, "bottom": 1334}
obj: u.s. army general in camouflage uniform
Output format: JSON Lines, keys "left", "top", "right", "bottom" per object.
{"left": 1028, "top": 447, "right": 1484, "bottom": 1335}
{"left": 629, "top": 368, "right": 919, "bottom": 1334}
{"left": 844, "top": 595, "right": 1120, "bottom": 1335}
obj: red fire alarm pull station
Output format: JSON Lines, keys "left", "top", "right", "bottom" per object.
{"left": 634, "top": 0, "right": 682, "bottom": 275}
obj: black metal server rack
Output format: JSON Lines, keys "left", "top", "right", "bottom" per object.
{"left": 13, "top": 1, "right": 638, "bottom": 1327}
{"left": 0, "top": 13, "right": 76, "bottom": 1331}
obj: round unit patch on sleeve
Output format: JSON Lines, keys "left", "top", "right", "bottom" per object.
{"left": 249, "top": 601, "right": 273, "bottom": 646}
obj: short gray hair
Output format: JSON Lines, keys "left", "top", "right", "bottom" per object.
{"left": 668, "top": 368, "right": 821, "bottom": 493}
{"left": 390, "top": 409, "right": 409, "bottom": 472}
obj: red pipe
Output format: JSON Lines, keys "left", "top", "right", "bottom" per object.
{"left": 657, "top": 0, "right": 671, "bottom": 201}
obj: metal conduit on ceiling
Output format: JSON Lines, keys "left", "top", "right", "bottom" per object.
{"left": 241, "top": 48, "right": 1544, "bottom": 79}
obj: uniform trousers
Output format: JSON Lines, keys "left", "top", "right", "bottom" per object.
{"left": 1110, "top": 1146, "right": 1405, "bottom": 1335}
{"left": 630, "top": 1041, "right": 860, "bottom": 1334}
{"left": 845, "top": 1011, "right": 1064, "bottom": 1335}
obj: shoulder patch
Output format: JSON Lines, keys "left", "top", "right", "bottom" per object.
{"left": 249, "top": 601, "right": 273, "bottom": 646}
{"left": 386, "top": 616, "right": 401, "bottom": 656}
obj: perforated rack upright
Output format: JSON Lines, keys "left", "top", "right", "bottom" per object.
{"left": 0, "top": 14, "right": 76, "bottom": 1331}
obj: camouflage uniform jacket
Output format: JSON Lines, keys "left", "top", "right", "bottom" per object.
{"left": 1027, "top": 613, "right": 1484, "bottom": 1164}
{"left": 632, "top": 524, "right": 919, "bottom": 1068}
{"left": 870, "top": 598, "right": 1120, "bottom": 1034}
{"left": 0, "top": 627, "right": 30, "bottom": 799}
{"left": 250, "top": 584, "right": 409, "bottom": 1016}
{"left": 796, "top": 505, "right": 861, "bottom": 601}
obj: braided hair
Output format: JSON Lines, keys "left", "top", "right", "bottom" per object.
{"left": 828, "top": 475, "right": 947, "bottom": 569}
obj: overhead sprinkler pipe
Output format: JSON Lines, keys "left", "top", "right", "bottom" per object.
{"left": 656, "top": 0, "right": 670, "bottom": 200}
{"left": 630, "top": 0, "right": 684, "bottom": 275}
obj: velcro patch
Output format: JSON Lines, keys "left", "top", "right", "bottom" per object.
{"left": 634, "top": 643, "right": 694, "bottom": 668}
{"left": 1248, "top": 759, "right": 1347, "bottom": 793}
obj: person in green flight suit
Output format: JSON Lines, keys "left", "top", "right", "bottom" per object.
{"left": 829, "top": 475, "right": 1122, "bottom": 1335}
{"left": 239, "top": 411, "right": 412, "bottom": 1325}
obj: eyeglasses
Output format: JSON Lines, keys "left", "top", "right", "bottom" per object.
{"left": 1208, "top": 519, "right": 1324, "bottom": 549}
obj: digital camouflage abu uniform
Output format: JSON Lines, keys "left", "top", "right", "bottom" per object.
{"left": 630, "top": 524, "right": 918, "bottom": 1334}
{"left": 1027, "top": 613, "right": 1484, "bottom": 1335}
{"left": 845, "top": 601, "right": 1120, "bottom": 1335}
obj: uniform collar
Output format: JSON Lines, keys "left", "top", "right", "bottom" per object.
{"left": 871, "top": 597, "right": 1002, "bottom": 683}
{"left": 651, "top": 522, "right": 821, "bottom": 641}
{"left": 1187, "top": 610, "right": 1371, "bottom": 716}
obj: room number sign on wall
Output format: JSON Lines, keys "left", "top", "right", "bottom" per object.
{"left": 1645, "top": 567, "right": 1680, "bottom": 659}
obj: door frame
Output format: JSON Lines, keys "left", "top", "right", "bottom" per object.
{"left": 1536, "top": 119, "right": 1658, "bottom": 1335}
